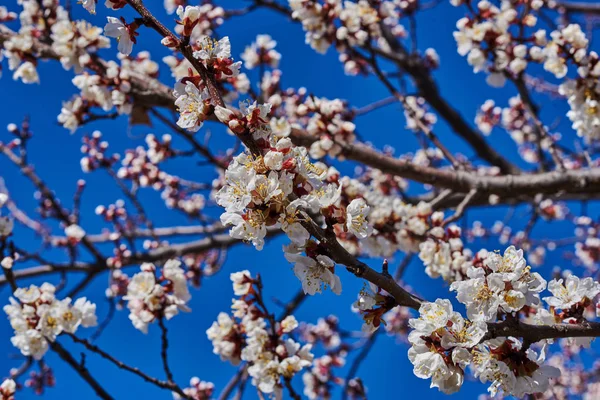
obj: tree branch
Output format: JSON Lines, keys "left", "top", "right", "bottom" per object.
{"left": 50, "top": 341, "right": 114, "bottom": 400}
{"left": 0, "top": 229, "right": 282, "bottom": 286}
{"left": 66, "top": 333, "right": 191, "bottom": 399}
{"left": 157, "top": 317, "right": 174, "bottom": 383}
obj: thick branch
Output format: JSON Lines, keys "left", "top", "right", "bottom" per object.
{"left": 299, "top": 211, "right": 423, "bottom": 310}
{"left": 308, "top": 134, "right": 600, "bottom": 196}
{"left": 485, "top": 320, "right": 600, "bottom": 342}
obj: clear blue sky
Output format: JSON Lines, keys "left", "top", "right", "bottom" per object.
{"left": 0, "top": 0, "right": 596, "bottom": 399}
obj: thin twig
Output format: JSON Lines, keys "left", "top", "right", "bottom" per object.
{"left": 158, "top": 316, "right": 175, "bottom": 383}
{"left": 66, "top": 333, "right": 191, "bottom": 399}
{"left": 50, "top": 341, "right": 114, "bottom": 400}
{"left": 394, "top": 254, "right": 414, "bottom": 281}
{"left": 218, "top": 366, "right": 247, "bottom": 400}
{"left": 443, "top": 189, "right": 478, "bottom": 226}
{"left": 341, "top": 331, "right": 381, "bottom": 400}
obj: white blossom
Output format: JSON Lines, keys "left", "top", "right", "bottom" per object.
{"left": 104, "top": 17, "right": 134, "bottom": 55}
{"left": 544, "top": 275, "right": 600, "bottom": 309}
{"left": 13, "top": 61, "right": 39, "bottom": 84}
{"left": 124, "top": 261, "right": 191, "bottom": 333}
{"left": 174, "top": 82, "right": 211, "bottom": 132}
{"left": 231, "top": 270, "right": 252, "bottom": 296}
{"left": 285, "top": 245, "right": 342, "bottom": 295}
{"left": 65, "top": 224, "right": 86, "bottom": 240}
{"left": 346, "top": 198, "right": 372, "bottom": 239}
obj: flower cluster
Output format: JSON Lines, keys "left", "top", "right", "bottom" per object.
{"left": 174, "top": 377, "right": 215, "bottom": 400}
{"left": 123, "top": 259, "right": 191, "bottom": 333}
{"left": 475, "top": 99, "right": 501, "bottom": 135}
{"left": 530, "top": 274, "right": 600, "bottom": 348}
{"left": 523, "top": 353, "right": 593, "bottom": 399}
{"left": 288, "top": 0, "right": 408, "bottom": 59}
{"left": 325, "top": 168, "right": 414, "bottom": 257}
{"left": 24, "top": 363, "right": 55, "bottom": 396}
{"left": 538, "top": 198, "right": 567, "bottom": 221}
{"left": 289, "top": 0, "right": 340, "bottom": 54}
{"left": 418, "top": 223, "right": 474, "bottom": 282}
{"left": 543, "top": 23, "right": 588, "bottom": 79}
{"left": 173, "top": 4, "right": 225, "bottom": 41}
{"left": 500, "top": 96, "right": 558, "bottom": 163}
{"left": 337, "top": 0, "right": 380, "bottom": 47}
{"left": 450, "top": 246, "right": 546, "bottom": 321}
{"left": 576, "top": 236, "right": 600, "bottom": 270}
{"left": 1, "top": 0, "right": 78, "bottom": 83}
{"left": 115, "top": 135, "right": 206, "bottom": 215}
{"left": 453, "top": 0, "right": 600, "bottom": 143}
{"left": 302, "top": 354, "right": 346, "bottom": 399}
{"left": 212, "top": 95, "right": 374, "bottom": 294}
{"left": 374, "top": 200, "right": 433, "bottom": 253}
{"left": 65, "top": 224, "right": 86, "bottom": 243}
{"left": 408, "top": 299, "right": 486, "bottom": 394}
{"left": 51, "top": 19, "right": 110, "bottom": 73}
{"left": 117, "top": 137, "right": 176, "bottom": 186}
{"left": 206, "top": 271, "right": 313, "bottom": 396}
{"left": 284, "top": 242, "right": 343, "bottom": 295}
{"left": 408, "top": 298, "right": 560, "bottom": 397}
{"left": 3, "top": 283, "right": 97, "bottom": 359}
{"left": 383, "top": 305, "right": 413, "bottom": 341}
{"left": 172, "top": 37, "right": 241, "bottom": 132}
{"left": 215, "top": 100, "right": 272, "bottom": 136}
{"left": 79, "top": 130, "right": 120, "bottom": 172}
{"left": 403, "top": 96, "right": 437, "bottom": 133}
{"left": 298, "top": 316, "right": 347, "bottom": 399}
{"left": 2, "top": 28, "right": 40, "bottom": 84}
{"left": 550, "top": 25, "right": 600, "bottom": 143}
{"left": 241, "top": 34, "right": 281, "bottom": 70}
{"left": 452, "top": 0, "right": 546, "bottom": 87}
{"left": 0, "top": 6, "right": 17, "bottom": 23}
{"left": 299, "top": 315, "right": 342, "bottom": 350}
{"left": 544, "top": 274, "right": 600, "bottom": 310}
{"left": 194, "top": 36, "right": 242, "bottom": 80}
{"left": 285, "top": 95, "right": 356, "bottom": 159}
{"left": 470, "top": 337, "right": 560, "bottom": 397}
{"left": 561, "top": 74, "right": 600, "bottom": 144}
{"left": 59, "top": 52, "right": 158, "bottom": 132}
{"left": 301, "top": 171, "right": 476, "bottom": 275}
